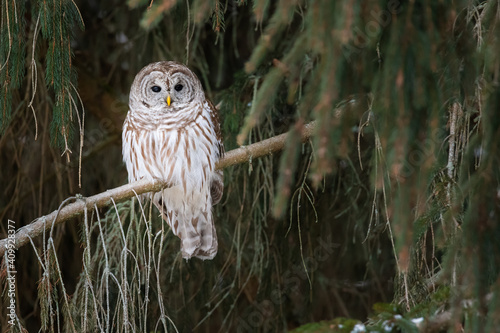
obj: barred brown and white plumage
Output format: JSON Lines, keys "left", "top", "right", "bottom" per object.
{"left": 122, "top": 61, "right": 224, "bottom": 260}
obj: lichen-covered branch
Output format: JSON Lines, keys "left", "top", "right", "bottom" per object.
{"left": 0, "top": 121, "right": 316, "bottom": 257}
{"left": 0, "top": 178, "right": 170, "bottom": 257}
{"left": 217, "top": 121, "right": 316, "bottom": 169}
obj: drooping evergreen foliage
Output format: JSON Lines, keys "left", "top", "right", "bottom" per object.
{"left": 37, "top": 0, "right": 84, "bottom": 153}
{"left": 0, "top": 0, "right": 25, "bottom": 133}
{"left": 0, "top": 0, "right": 499, "bottom": 332}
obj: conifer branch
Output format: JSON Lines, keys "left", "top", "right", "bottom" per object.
{"left": 0, "top": 121, "right": 316, "bottom": 257}
{"left": 417, "top": 293, "right": 493, "bottom": 332}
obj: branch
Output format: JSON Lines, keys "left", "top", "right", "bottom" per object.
{"left": 0, "top": 121, "right": 316, "bottom": 257}
{"left": 216, "top": 121, "right": 315, "bottom": 169}
{"left": 0, "top": 179, "right": 169, "bottom": 257}
{"left": 416, "top": 293, "right": 493, "bottom": 332}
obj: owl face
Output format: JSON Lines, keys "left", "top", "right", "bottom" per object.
{"left": 129, "top": 61, "right": 205, "bottom": 115}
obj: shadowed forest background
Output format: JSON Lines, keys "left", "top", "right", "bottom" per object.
{"left": 1, "top": 0, "right": 500, "bottom": 332}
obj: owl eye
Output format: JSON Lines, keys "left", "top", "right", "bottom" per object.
{"left": 151, "top": 86, "right": 161, "bottom": 93}
{"left": 174, "top": 84, "right": 183, "bottom": 92}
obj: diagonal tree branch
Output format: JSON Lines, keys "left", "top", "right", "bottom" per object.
{"left": 0, "top": 121, "right": 316, "bottom": 257}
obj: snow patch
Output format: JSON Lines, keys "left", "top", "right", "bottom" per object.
{"left": 350, "top": 323, "right": 366, "bottom": 333}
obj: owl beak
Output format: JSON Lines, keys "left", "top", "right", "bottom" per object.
{"left": 167, "top": 95, "right": 171, "bottom": 106}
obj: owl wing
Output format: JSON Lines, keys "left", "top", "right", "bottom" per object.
{"left": 207, "top": 99, "right": 224, "bottom": 206}
{"left": 211, "top": 171, "right": 224, "bottom": 206}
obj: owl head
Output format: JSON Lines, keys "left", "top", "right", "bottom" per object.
{"left": 129, "top": 61, "right": 205, "bottom": 116}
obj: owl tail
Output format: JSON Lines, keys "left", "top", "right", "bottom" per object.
{"left": 153, "top": 194, "right": 217, "bottom": 260}
{"left": 189, "top": 209, "right": 218, "bottom": 260}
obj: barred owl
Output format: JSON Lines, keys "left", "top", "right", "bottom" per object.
{"left": 122, "top": 61, "right": 224, "bottom": 260}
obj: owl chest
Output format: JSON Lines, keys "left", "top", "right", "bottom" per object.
{"left": 133, "top": 128, "right": 213, "bottom": 189}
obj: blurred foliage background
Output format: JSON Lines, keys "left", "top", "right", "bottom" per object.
{"left": 0, "top": 0, "right": 499, "bottom": 332}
